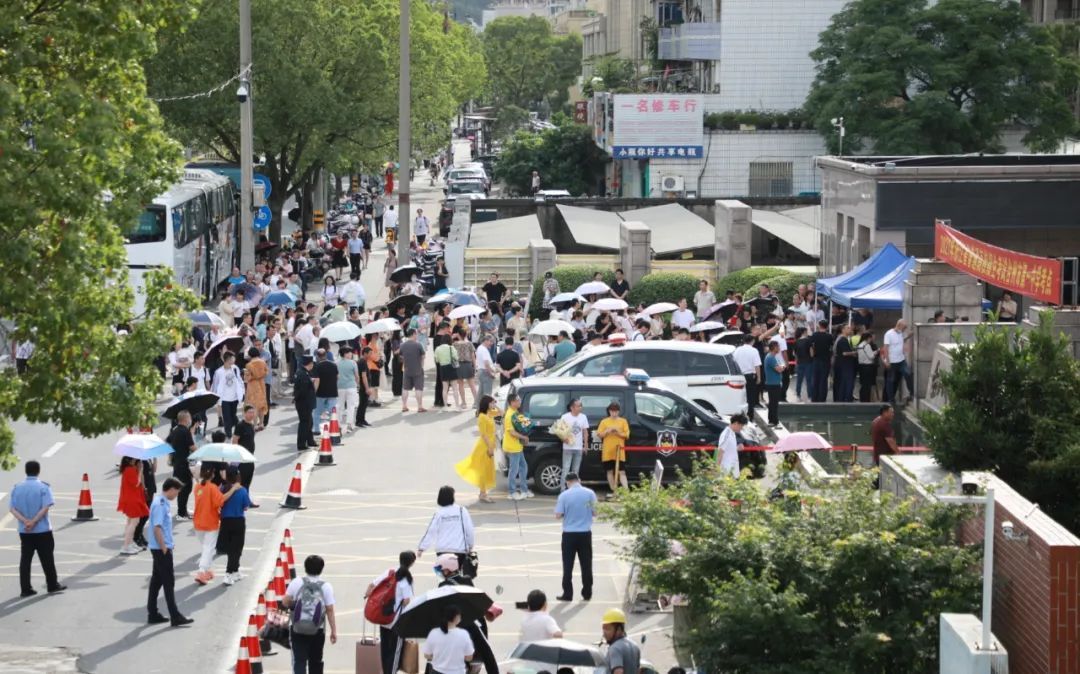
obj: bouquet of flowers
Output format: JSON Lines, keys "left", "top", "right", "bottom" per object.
{"left": 511, "top": 411, "right": 535, "bottom": 436}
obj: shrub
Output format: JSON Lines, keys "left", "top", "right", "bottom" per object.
{"left": 743, "top": 273, "right": 816, "bottom": 305}
{"left": 627, "top": 272, "right": 700, "bottom": 312}
{"left": 528, "top": 265, "right": 616, "bottom": 319}
{"left": 704, "top": 112, "right": 723, "bottom": 130}
{"left": 775, "top": 112, "right": 790, "bottom": 130}
{"left": 719, "top": 111, "right": 739, "bottom": 130}
{"left": 715, "top": 267, "right": 790, "bottom": 296}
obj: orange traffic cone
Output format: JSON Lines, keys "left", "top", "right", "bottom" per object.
{"left": 280, "top": 462, "right": 305, "bottom": 509}
{"left": 278, "top": 543, "right": 292, "bottom": 583}
{"left": 272, "top": 557, "right": 287, "bottom": 599}
{"left": 329, "top": 407, "right": 342, "bottom": 446}
{"left": 317, "top": 423, "right": 336, "bottom": 466}
{"left": 235, "top": 637, "right": 252, "bottom": 674}
{"left": 246, "top": 614, "right": 264, "bottom": 674}
{"left": 255, "top": 593, "right": 267, "bottom": 630}
{"left": 264, "top": 583, "right": 278, "bottom": 613}
{"left": 71, "top": 473, "right": 99, "bottom": 522}
{"left": 283, "top": 529, "right": 297, "bottom": 579}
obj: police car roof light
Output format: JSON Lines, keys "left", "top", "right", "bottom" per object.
{"left": 624, "top": 368, "right": 650, "bottom": 384}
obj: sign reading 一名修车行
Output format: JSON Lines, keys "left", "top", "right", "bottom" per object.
{"left": 934, "top": 220, "right": 1063, "bottom": 305}
{"left": 612, "top": 94, "right": 704, "bottom": 160}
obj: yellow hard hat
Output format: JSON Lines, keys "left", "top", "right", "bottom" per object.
{"left": 602, "top": 608, "right": 627, "bottom": 624}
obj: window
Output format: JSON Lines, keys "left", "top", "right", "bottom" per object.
{"left": 572, "top": 352, "right": 626, "bottom": 377}
{"left": 639, "top": 350, "right": 682, "bottom": 378}
{"left": 523, "top": 391, "right": 569, "bottom": 419}
{"left": 577, "top": 393, "right": 622, "bottom": 422}
{"left": 683, "top": 351, "right": 732, "bottom": 375}
{"left": 748, "top": 162, "right": 793, "bottom": 198}
{"left": 657, "top": 0, "right": 683, "bottom": 25}
{"left": 635, "top": 391, "right": 708, "bottom": 431}
{"left": 127, "top": 207, "right": 167, "bottom": 244}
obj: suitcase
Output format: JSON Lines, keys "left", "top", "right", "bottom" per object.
{"left": 356, "top": 634, "right": 381, "bottom": 674}
{"left": 400, "top": 638, "right": 420, "bottom": 674}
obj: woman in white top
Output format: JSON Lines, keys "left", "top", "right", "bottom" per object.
{"left": 423, "top": 606, "right": 474, "bottom": 674}
{"left": 418, "top": 486, "right": 476, "bottom": 574}
{"left": 321, "top": 275, "right": 339, "bottom": 311}
{"left": 365, "top": 551, "right": 416, "bottom": 674}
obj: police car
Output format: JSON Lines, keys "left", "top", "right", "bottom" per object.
{"left": 502, "top": 370, "right": 764, "bottom": 495}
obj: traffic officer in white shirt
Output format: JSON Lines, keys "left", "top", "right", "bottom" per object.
{"left": 732, "top": 334, "right": 762, "bottom": 411}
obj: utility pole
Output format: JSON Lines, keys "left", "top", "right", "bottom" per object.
{"left": 396, "top": 0, "right": 412, "bottom": 264}
{"left": 239, "top": 0, "right": 256, "bottom": 271}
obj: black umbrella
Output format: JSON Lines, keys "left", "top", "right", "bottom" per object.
{"left": 386, "top": 293, "right": 424, "bottom": 316}
{"left": 255, "top": 241, "right": 279, "bottom": 253}
{"left": 287, "top": 207, "right": 301, "bottom": 222}
{"left": 206, "top": 334, "right": 245, "bottom": 361}
{"left": 393, "top": 586, "right": 493, "bottom": 639}
{"left": 389, "top": 264, "right": 422, "bottom": 284}
{"left": 508, "top": 639, "right": 607, "bottom": 668}
{"left": 162, "top": 391, "right": 219, "bottom": 420}
{"left": 706, "top": 300, "right": 741, "bottom": 323}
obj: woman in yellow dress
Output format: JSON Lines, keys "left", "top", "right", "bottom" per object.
{"left": 597, "top": 401, "right": 630, "bottom": 499}
{"left": 455, "top": 395, "right": 499, "bottom": 503}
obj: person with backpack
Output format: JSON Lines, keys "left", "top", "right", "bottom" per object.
{"left": 364, "top": 551, "right": 416, "bottom": 674}
{"left": 283, "top": 554, "right": 338, "bottom": 674}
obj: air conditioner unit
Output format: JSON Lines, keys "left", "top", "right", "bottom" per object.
{"left": 661, "top": 175, "right": 685, "bottom": 192}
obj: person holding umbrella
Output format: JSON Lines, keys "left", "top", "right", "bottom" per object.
{"left": 166, "top": 411, "right": 197, "bottom": 519}
{"left": 192, "top": 465, "right": 240, "bottom": 585}
{"left": 217, "top": 466, "right": 253, "bottom": 586}
{"left": 211, "top": 352, "right": 245, "bottom": 437}
{"left": 118, "top": 456, "right": 150, "bottom": 555}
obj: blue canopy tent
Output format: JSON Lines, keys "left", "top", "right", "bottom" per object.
{"left": 817, "top": 243, "right": 910, "bottom": 301}
{"left": 837, "top": 257, "right": 917, "bottom": 309}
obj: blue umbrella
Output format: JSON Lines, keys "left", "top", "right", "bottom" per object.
{"left": 113, "top": 434, "right": 174, "bottom": 461}
{"left": 229, "top": 281, "right": 262, "bottom": 304}
{"left": 262, "top": 291, "right": 295, "bottom": 308}
{"left": 187, "top": 310, "right": 227, "bottom": 328}
{"left": 444, "top": 291, "right": 484, "bottom": 307}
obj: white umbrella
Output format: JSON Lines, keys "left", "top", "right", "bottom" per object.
{"left": 529, "top": 319, "right": 575, "bottom": 337}
{"left": 574, "top": 281, "right": 610, "bottom": 296}
{"left": 190, "top": 442, "right": 258, "bottom": 463}
{"left": 592, "top": 297, "right": 628, "bottom": 312}
{"left": 361, "top": 317, "right": 402, "bottom": 335}
{"left": 640, "top": 302, "right": 678, "bottom": 316}
{"left": 689, "top": 320, "right": 726, "bottom": 333}
{"left": 113, "top": 434, "right": 174, "bottom": 461}
{"left": 549, "top": 292, "right": 585, "bottom": 305}
{"left": 448, "top": 304, "right": 484, "bottom": 320}
{"left": 187, "top": 310, "right": 227, "bottom": 328}
{"left": 321, "top": 321, "right": 362, "bottom": 342}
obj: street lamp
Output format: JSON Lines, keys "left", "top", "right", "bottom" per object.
{"left": 937, "top": 487, "right": 998, "bottom": 653}
{"left": 830, "top": 116, "right": 845, "bottom": 156}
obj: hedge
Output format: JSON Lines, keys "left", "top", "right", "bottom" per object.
{"left": 627, "top": 272, "right": 700, "bottom": 312}
{"left": 715, "top": 267, "right": 790, "bottom": 296}
{"left": 528, "top": 265, "right": 616, "bottom": 319}
{"left": 743, "top": 273, "right": 816, "bottom": 305}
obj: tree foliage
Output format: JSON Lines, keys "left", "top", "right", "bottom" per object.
{"left": 0, "top": 0, "right": 201, "bottom": 468}
{"left": 482, "top": 16, "right": 581, "bottom": 112}
{"left": 583, "top": 57, "right": 637, "bottom": 97}
{"left": 606, "top": 466, "right": 981, "bottom": 673}
{"left": 805, "top": 0, "right": 1077, "bottom": 154}
{"left": 494, "top": 119, "right": 607, "bottom": 197}
{"left": 922, "top": 314, "right": 1080, "bottom": 533}
{"left": 146, "top": 0, "right": 485, "bottom": 242}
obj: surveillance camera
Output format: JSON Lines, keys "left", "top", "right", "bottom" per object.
{"left": 236, "top": 82, "right": 249, "bottom": 103}
{"left": 1001, "top": 521, "right": 1015, "bottom": 537}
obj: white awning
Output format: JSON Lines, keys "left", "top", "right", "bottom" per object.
{"left": 752, "top": 209, "right": 821, "bottom": 257}
{"left": 469, "top": 214, "right": 542, "bottom": 248}
{"left": 557, "top": 204, "right": 622, "bottom": 250}
{"left": 619, "top": 203, "right": 715, "bottom": 255}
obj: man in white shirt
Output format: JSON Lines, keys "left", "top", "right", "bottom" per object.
{"left": 383, "top": 205, "right": 399, "bottom": 234}
{"left": 882, "top": 319, "right": 913, "bottom": 404}
{"left": 520, "top": 590, "right": 563, "bottom": 642}
{"left": 211, "top": 352, "right": 245, "bottom": 436}
{"left": 804, "top": 302, "right": 825, "bottom": 329}
{"left": 414, "top": 209, "right": 430, "bottom": 246}
{"left": 559, "top": 399, "right": 590, "bottom": 491}
{"left": 732, "top": 334, "right": 762, "bottom": 412}
{"left": 715, "top": 413, "right": 747, "bottom": 478}
{"left": 342, "top": 273, "right": 367, "bottom": 311}
{"left": 693, "top": 280, "right": 716, "bottom": 319}
{"left": 475, "top": 335, "right": 497, "bottom": 408}
{"left": 283, "top": 555, "right": 338, "bottom": 669}
{"left": 671, "top": 298, "right": 695, "bottom": 330}
{"left": 631, "top": 320, "right": 649, "bottom": 341}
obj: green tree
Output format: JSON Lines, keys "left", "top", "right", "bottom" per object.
{"left": 607, "top": 467, "right": 981, "bottom": 673}
{"left": 492, "top": 104, "right": 530, "bottom": 140}
{"left": 146, "top": 0, "right": 485, "bottom": 243}
{"left": 805, "top": 0, "right": 1076, "bottom": 154}
{"left": 583, "top": 56, "right": 637, "bottom": 97}
{"left": 482, "top": 16, "right": 581, "bottom": 111}
{"left": 0, "top": 0, "right": 201, "bottom": 468}
{"left": 494, "top": 120, "right": 607, "bottom": 197}
{"left": 921, "top": 314, "right": 1080, "bottom": 533}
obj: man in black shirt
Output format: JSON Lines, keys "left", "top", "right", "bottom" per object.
{"left": 232, "top": 404, "right": 258, "bottom": 492}
{"left": 313, "top": 349, "right": 339, "bottom": 435}
{"left": 482, "top": 273, "right": 507, "bottom": 307}
{"left": 808, "top": 320, "right": 834, "bottom": 403}
{"left": 294, "top": 356, "right": 318, "bottom": 451}
{"left": 793, "top": 328, "right": 813, "bottom": 402}
{"left": 610, "top": 269, "right": 630, "bottom": 301}
{"left": 495, "top": 336, "right": 522, "bottom": 386}
{"left": 166, "top": 412, "right": 196, "bottom": 518}
{"left": 832, "top": 325, "right": 857, "bottom": 403}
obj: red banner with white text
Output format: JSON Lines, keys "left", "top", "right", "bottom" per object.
{"left": 934, "top": 220, "right": 1063, "bottom": 305}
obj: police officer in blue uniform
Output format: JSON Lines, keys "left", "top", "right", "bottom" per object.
{"left": 9, "top": 460, "right": 65, "bottom": 597}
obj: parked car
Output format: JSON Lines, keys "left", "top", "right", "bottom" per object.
{"left": 530, "top": 340, "right": 748, "bottom": 417}
{"left": 533, "top": 189, "right": 571, "bottom": 201}
{"left": 501, "top": 371, "right": 764, "bottom": 495}
{"left": 445, "top": 167, "right": 489, "bottom": 190}
{"left": 710, "top": 330, "right": 745, "bottom": 347}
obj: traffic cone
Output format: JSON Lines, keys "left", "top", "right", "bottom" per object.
{"left": 280, "top": 462, "right": 305, "bottom": 509}
{"left": 71, "top": 473, "right": 99, "bottom": 522}
{"left": 255, "top": 593, "right": 267, "bottom": 630}
{"left": 272, "top": 557, "right": 287, "bottom": 599}
{"left": 317, "top": 424, "right": 336, "bottom": 466}
{"left": 283, "top": 529, "right": 297, "bottom": 579}
{"left": 246, "top": 614, "right": 264, "bottom": 674}
{"left": 264, "top": 583, "right": 278, "bottom": 613}
{"left": 329, "top": 407, "right": 342, "bottom": 446}
{"left": 278, "top": 543, "right": 292, "bottom": 584}
{"left": 235, "top": 637, "right": 252, "bottom": 674}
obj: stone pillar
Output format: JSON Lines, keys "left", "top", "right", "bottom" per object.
{"left": 528, "top": 239, "right": 557, "bottom": 290}
{"left": 619, "top": 220, "right": 651, "bottom": 286}
{"left": 444, "top": 200, "right": 473, "bottom": 289}
{"left": 715, "top": 200, "right": 752, "bottom": 279}
{"left": 1024, "top": 306, "right": 1080, "bottom": 359}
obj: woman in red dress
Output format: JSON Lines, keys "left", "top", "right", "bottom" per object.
{"left": 117, "top": 456, "right": 150, "bottom": 556}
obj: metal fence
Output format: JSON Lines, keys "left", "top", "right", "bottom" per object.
{"left": 463, "top": 248, "right": 532, "bottom": 295}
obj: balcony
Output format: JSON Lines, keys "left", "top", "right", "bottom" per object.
{"left": 657, "top": 22, "right": 722, "bottom": 61}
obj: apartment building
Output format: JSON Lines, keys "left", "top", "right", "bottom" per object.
{"left": 1021, "top": 0, "right": 1080, "bottom": 22}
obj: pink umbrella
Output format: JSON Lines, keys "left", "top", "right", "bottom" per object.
{"left": 768, "top": 431, "right": 831, "bottom": 453}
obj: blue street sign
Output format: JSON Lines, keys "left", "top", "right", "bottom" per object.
{"left": 253, "top": 173, "right": 272, "bottom": 199}
{"left": 254, "top": 205, "right": 272, "bottom": 231}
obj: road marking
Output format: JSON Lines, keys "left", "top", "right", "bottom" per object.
{"left": 42, "top": 442, "right": 65, "bottom": 458}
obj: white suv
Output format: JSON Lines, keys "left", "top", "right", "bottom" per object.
{"left": 535, "top": 341, "right": 747, "bottom": 416}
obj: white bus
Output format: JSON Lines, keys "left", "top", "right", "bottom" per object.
{"left": 125, "top": 169, "right": 237, "bottom": 314}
